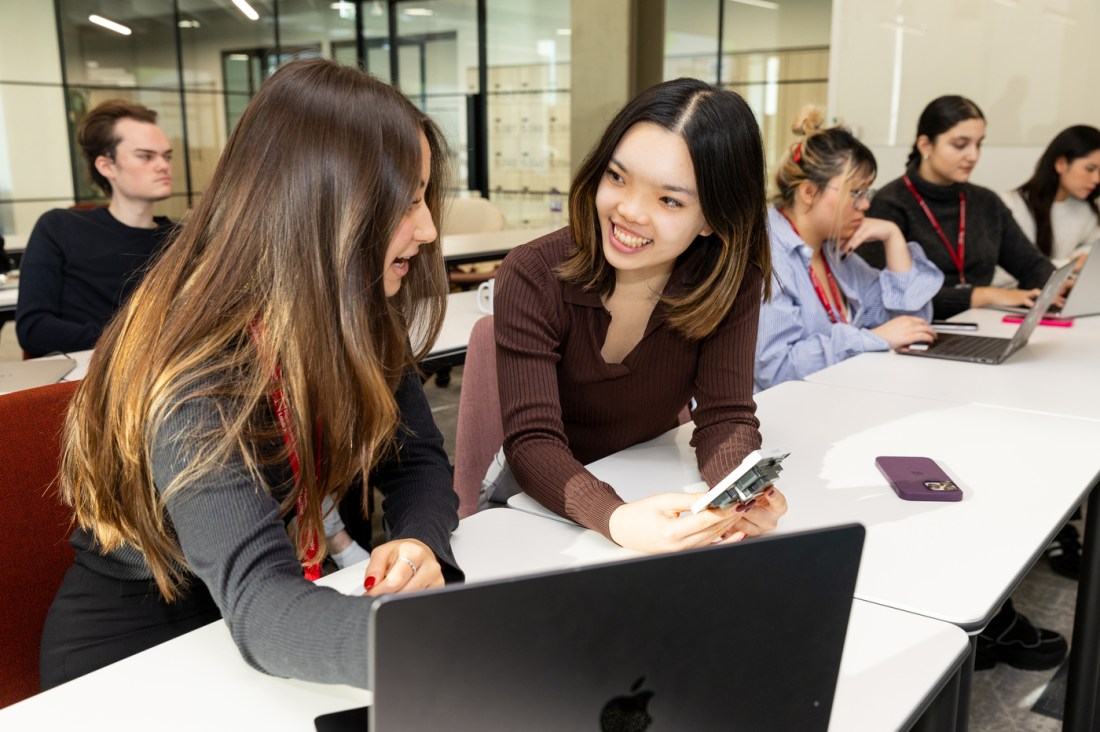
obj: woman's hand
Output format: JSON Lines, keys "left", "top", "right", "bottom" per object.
{"left": 727, "top": 486, "right": 789, "bottom": 537}
{"left": 839, "top": 218, "right": 909, "bottom": 271}
{"left": 608, "top": 492, "right": 746, "bottom": 553}
{"left": 871, "top": 315, "right": 938, "bottom": 349}
{"left": 362, "top": 538, "right": 443, "bottom": 596}
{"left": 971, "top": 285, "right": 1044, "bottom": 310}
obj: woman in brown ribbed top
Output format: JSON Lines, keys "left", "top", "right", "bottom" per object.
{"left": 494, "top": 78, "right": 788, "bottom": 553}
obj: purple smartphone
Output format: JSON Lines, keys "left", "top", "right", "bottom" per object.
{"left": 875, "top": 456, "right": 962, "bottom": 502}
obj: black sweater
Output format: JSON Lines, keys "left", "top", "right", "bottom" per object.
{"left": 16, "top": 207, "right": 173, "bottom": 356}
{"left": 859, "top": 166, "right": 1053, "bottom": 318}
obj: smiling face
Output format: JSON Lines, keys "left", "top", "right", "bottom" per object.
{"left": 594, "top": 122, "right": 713, "bottom": 282}
{"left": 1057, "top": 150, "right": 1100, "bottom": 201}
{"left": 383, "top": 131, "right": 436, "bottom": 297}
{"left": 96, "top": 118, "right": 173, "bottom": 204}
{"left": 918, "top": 118, "right": 985, "bottom": 185}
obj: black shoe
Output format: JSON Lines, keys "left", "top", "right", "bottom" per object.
{"left": 1046, "top": 523, "right": 1082, "bottom": 580}
{"left": 975, "top": 600, "right": 1068, "bottom": 671}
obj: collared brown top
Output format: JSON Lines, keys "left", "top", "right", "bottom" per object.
{"left": 495, "top": 227, "right": 763, "bottom": 539}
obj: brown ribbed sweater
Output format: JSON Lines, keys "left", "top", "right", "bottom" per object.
{"left": 495, "top": 228, "right": 763, "bottom": 539}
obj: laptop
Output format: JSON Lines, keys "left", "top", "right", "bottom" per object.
{"left": 316, "top": 524, "right": 864, "bottom": 732}
{"left": 898, "top": 262, "right": 1075, "bottom": 364}
{"left": 0, "top": 356, "right": 76, "bottom": 394}
{"left": 998, "top": 246, "right": 1100, "bottom": 318}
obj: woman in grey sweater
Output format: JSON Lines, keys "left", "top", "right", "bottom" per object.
{"left": 39, "top": 59, "right": 462, "bottom": 691}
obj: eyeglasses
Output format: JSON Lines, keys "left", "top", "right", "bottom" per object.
{"left": 825, "top": 185, "right": 876, "bottom": 208}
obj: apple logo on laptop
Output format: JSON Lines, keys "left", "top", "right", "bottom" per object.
{"left": 599, "top": 676, "right": 654, "bottom": 731}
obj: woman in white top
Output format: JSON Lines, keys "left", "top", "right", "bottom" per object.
{"left": 1002, "top": 125, "right": 1100, "bottom": 273}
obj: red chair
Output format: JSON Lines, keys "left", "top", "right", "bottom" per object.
{"left": 0, "top": 380, "right": 79, "bottom": 708}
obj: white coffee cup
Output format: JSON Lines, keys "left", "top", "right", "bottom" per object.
{"left": 477, "top": 278, "right": 495, "bottom": 314}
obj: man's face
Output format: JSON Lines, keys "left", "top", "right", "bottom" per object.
{"left": 96, "top": 118, "right": 173, "bottom": 204}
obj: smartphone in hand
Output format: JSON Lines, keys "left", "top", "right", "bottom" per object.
{"left": 875, "top": 456, "right": 962, "bottom": 502}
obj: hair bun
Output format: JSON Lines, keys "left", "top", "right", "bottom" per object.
{"left": 791, "top": 105, "right": 826, "bottom": 138}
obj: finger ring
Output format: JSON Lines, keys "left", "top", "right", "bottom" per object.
{"left": 400, "top": 557, "right": 418, "bottom": 574}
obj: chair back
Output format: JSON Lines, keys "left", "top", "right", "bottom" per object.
{"left": 444, "top": 197, "right": 507, "bottom": 236}
{"left": 452, "top": 316, "right": 500, "bottom": 517}
{"left": 0, "top": 380, "right": 79, "bottom": 708}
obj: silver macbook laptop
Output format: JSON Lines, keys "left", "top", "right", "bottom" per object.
{"left": 999, "top": 246, "right": 1100, "bottom": 318}
{"left": 899, "top": 262, "right": 1075, "bottom": 364}
{"left": 0, "top": 356, "right": 76, "bottom": 394}
{"left": 316, "top": 524, "right": 865, "bottom": 732}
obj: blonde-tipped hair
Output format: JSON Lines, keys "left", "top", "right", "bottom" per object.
{"left": 561, "top": 77, "right": 771, "bottom": 338}
{"left": 59, "top": 58, "right": 450, "bottom": 601}
{"left": 772, "top": 105, "right": 877, "bottom": 239}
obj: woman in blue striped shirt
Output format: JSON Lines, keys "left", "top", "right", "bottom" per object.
{"left": 754, "top": 108, "right": 944, "bottom": 392}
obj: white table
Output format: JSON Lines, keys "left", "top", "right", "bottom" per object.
{"left": 512, "top": 380, "right": 1100, "bottom": 629}
{"left": 807, "top": 308, "right": 1100, "bottom": 421}
{"left": 442, "top": 225, "right": 555, "bottom": 266}
{"left": 420, "top": 290, "right": 488, "bottom": 366}
{"left": 0, "top": 509, "right": 970, "bottom": 732}
{"left": 0, "top": 283, "right": 16, "bottom": 313}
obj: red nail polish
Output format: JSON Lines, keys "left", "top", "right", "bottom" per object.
{"left": 364, "top": 575, "right": 376, "bottom": 590}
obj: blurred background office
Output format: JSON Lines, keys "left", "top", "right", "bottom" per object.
{"left": 0, "top": 0, "right": 1097, "bottom": 265}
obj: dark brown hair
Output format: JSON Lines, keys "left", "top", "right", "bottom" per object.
{"left": 907, "top": 95, "right": 984, "bottom": 169}
{"left": 1017, "top": 125, "right": 1100, "bottom": 256}
{"left": 559, "top": 77, "right": 770, "bottom": 340}
{"left": 77, "top": 99, "right": 159, "bottom": 196}
{"left": 61, "top": 59, "right": 449, "bottom": 599}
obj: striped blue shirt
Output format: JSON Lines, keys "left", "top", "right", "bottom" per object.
{"left": 755, "top": 206, "right": 944, "bottom": 392}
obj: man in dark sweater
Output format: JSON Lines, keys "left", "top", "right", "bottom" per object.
{"left": 16, "top": 100, "right": 174, "bottom": 356}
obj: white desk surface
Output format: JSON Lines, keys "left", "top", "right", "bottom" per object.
{"left": 0, "top": 508, "right": 968, "bottom": 732}
{"left": 807, "top": 308, "right": 1100, "bottom": 421}
{"left": 512, "top": 379, "right": 1100, "bottom": 628}
{"left": 441, "top": 225, "right": 555, "bottom": 260}
{"left": 426, "top": 290, "right": 488, "bottom": 357}
{"left": 0, "top": 283, "right": 16, "bottom": 311}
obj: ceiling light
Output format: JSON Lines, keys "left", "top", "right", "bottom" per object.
{"left": 88, "top": 14, "right": 132, "bottom": 35}
{"left": 178, "top": 19, "right": 201, "bottom": 28}
{"left": 228, "top": 53, "right": 251, "bottom": 61}
{"left": 329, "top": 1, "right": 354, "bottom": 9}
{"left": 233, "top": 0, "right": 260, "bottom": 21}
{"left": 404, "top": 8, "right": 434, "bottom": 17}
{"left": 729, "top": 0, "right": 779, "bottom": 9}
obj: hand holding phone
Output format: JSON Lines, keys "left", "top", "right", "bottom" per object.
{"left": 690, "top": 449, "right": 790, "bottom": 514}
{"left": 875, "top": 456, "right": 962, "bottom": 502}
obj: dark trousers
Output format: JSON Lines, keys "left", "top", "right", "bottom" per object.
{"left": 39, "top": 559, "right": 222, "bottom": 691}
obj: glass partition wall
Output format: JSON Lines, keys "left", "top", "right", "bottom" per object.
{"left": 16, "top": 0, "right": 570, "bottom": 232}
{"left": 666, "top": 0, "right": 832, "bottom": 188}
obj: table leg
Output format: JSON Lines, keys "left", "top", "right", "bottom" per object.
{"left": 952, "top": 635, "right": 975, "bottom": 732}
{"left": 910, "top": 660, "right": 961, "bottom": 732}
{"left": 1064, "top": 481, "right": 1100, "bottom": 731}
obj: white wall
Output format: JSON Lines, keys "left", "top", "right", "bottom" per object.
{"left": 830, "top": 0, "right": 1100, "bottom": 192}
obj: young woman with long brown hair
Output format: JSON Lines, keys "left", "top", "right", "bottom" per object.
{"left": 492, "top": 78, "right": 788, "bottom": 553}
{"left": 39, "top": 58, "right": 462, "bottom": 690}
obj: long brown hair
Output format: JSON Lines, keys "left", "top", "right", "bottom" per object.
{"left": 559, "top": 77, "right": 770, "bottom": 339}
{"left": 60, "top": 58, "right": 450, "bottom": 600}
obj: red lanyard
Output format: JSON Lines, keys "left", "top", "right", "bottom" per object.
{"left": 248, "top": 321, "right": 322, "bottom": 581}
{"left": 779, "top": 209, "right": 848, "bottom": 324}
{"left": 903, "top": 175, "right": 967, "bottom": 284}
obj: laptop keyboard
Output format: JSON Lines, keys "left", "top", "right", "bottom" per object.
{"left": 928, "top": 332, "right": 1008, "bottom": 359}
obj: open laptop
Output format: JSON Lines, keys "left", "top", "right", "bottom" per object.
{"left": 316, "top": 524, "right": 864, "bottom": 732}
{"left": 0, "top": 356, "right": 76, "bottom": 394}
{"left": 899, "top": 261, "right": 1075, "bottom": 364}
{"left": 998, "top": 246, "right": 1100, "bottom": 318}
